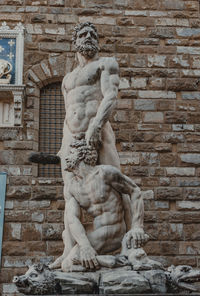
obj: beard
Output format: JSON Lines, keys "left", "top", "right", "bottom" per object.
{"left": 75, "top": 41, "right": 99, "bottom": 58}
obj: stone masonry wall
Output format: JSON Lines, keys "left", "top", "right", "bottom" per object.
{"left": 0, "top": 0, "right": 200, "bottom": 294}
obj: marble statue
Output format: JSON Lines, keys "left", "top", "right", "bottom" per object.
{"left": 0, "top": 59, "right": 12, "bottom": 84}
{"left": 49, "top": 22, "right": 149, "bottom": 271}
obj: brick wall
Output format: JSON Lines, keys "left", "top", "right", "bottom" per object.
{"left": 0, "top": 0, "right": 200, "bottom": 294}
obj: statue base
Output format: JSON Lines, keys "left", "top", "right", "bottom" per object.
{"left": 13, "top": 262, "right": 200, "bottom": 295}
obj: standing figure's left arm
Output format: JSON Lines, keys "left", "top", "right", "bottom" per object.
{"left": 86, "top": 58, "right": 119, "bottom": 147}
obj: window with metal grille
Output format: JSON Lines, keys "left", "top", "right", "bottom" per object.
{"left": 39, "top": 82, "right": 65, "bottom": 177}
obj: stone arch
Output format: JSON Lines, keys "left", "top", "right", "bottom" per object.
{"left": 25, "top": 52, "right": 75, "bottom": 89}
{"left": 24, "top": 53, "right": 75, "bottom": 176}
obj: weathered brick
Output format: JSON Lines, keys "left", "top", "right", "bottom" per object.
{"left": 144, "top": 200, "right": 169, "bottom": 211}
{"left": 145, "top": 222, "right": 183, "bottom": 241}
{"left": 180, "top": 153, "right": 200, "bottom": 165}
{"left": 114, "top": 110, "right": 130, "bottom": 122}
{"left": 160, "top": 177, "right": 170, "bottom": 186}
{"left": 177, "top": 201, "right": 200, "bottom": 211}
{"left": 161, "top": 0, "right": 185, "bottom": 10}
{"left": 181, "top": 92, "right": 200, "bottom": 100}
{"left": 4, "top": 141, "right": 33, "bottom": 150}
{"left": 5, "top": 201, "right": 13, "bottom": 210}
{"left": 0, "top": 165, "right": 21, "bottom": 176}
{"left": 184, "top": 188, "right": 200, "bottom": 200}
{"left": 168, "top": 55, "right": 189, "bottom": 68}
{"left": 31, "top": 14, "right": 46, "bottom": 23}
{"left": 144, "top": 112, "right": 164, "bottom": 123}
{"left": 116, "top": 99, "right": 132, "bottom": 109}
{"left": 26, "top": 24, "right": 43, "bottom": 34}
{"left": 156, "top": 187, "right": 182, "bottom": 200}
{"left": 166, "top": 167, "right": 195, "bottom": 177}
{"left": 138, "top": 90, "right": 176, "bottom": 99}
{"left": 160, "top": 153, "right": 176, "bottom": 166}
{"left": 172, "top": 124, "right": 194, "bottom": 131}
{"left": 124, "top": 10, "right": 147, "bottom": 16}
{"left": 42, "top": 223, "right": 64, "bottom": 240}
{"left": 49, "top": 0, "right": 64, "bottom": 5}
{"left": 32, "top": 186, "right": 58, "bottom": 200}
{"left": 3, "top": 223, "right": 21, "bottom": 241}
{"left": 5, "top": 210, "right": 31, "bottom": 222}
{"left": 165, "top": 112, "right": 187, "bottom": 124}
{"left": 149, "top": 27, "right": 174, "bottom": 39}
{"left": 47, "top": 241, "right": 64, "bottom": 255}
{"left": 6, "top": 186, "right": 31, "bottom": 199}
{"left": 176, "top": 178, "right": 200, "bottom": 187}
{"left": 21, "top": 223, "right": 42, "bottom": 241}
{"left": 79, "top": 16, "right": 116, "bottom": 25}
{"left": 156, "top": 18, "right": 189, "bottom": 27}
{"left": 58, "top": 14, "right": 78, "bottom": 23}
{"left": 131, "top": 78, "right": 147, "bottom": 89}
{"left": 3, "top": 257, "right": 32, "bottom": 268}
{"left": 46, "top": 211, "right": 63, "bottom": 223}
{"left": 177, "top": 46, "right": 200, "bottom": 55}
{"left": 142, "top": 190, "right": 154, "bottom": 200}
{"left": 134, "top": 99, "right": 155, "bottom": 111}
{"left": 191, "top": 56, "right": 200, "bottom": 69}
{"left": 0, "top": 129, "right": 19, "bottom": 141}
{"left": 185, "top": 1, "right": 199, "bottom": 11}
{"left": 141, "top": 152, "right": 159, "bottom": 166}
{"left": 182, "top": 69, "right": 200, "bottom": 78}
{"left": 177, "top": 143, "right": 200, "bottom": 152}
{"left": 167, "top": 78, "right": 199, "bottom": 91}
{"left": 119, "top": 78, "right": 130, "bottom": 89}
{"left": 176, "top": 28, "right": 200, "bottom": 37}
{"left": 149, "top": 78, "right": 165, "bottom": 90}
{"left": 184, "top": 224, "right": 200, "bottom": 240}
{"left": 26, "top": 241, "right": 46, "bottom": 255}
{"left": 32, "top": 212, "right": 45, "bottom": 223}
{"left": 40, "top": 42, "right": 70, "bottom": 52}
{"left": 2, "top": 241, "right": 26, "bottom": 256}
{"left": 45, "top": 26, "right": 65, "bottom": 35}
{"left": 179, "top": 241, "right": 200, "bottom": 255}
{"left": 126, "top": 166, "right": 149, "bottom": 177}
{"left": 148, "top": 55, "right": 167, "bottom": 68}
{"left": 119, "top": 152, "right": 140, "bottom": 165}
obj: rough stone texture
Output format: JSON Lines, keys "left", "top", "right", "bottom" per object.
{"left": 100, "top": 270, "right": 151, "bottom": 294}
{"left": 13, "top": 263, "right": 200, "bottom": 295}
{"left": 1, "top": 0, "right": 200, "bottom": 294}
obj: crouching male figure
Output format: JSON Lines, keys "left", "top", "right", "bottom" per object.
{"left": 51, "top": 139, "right": 148, "bottom": 272}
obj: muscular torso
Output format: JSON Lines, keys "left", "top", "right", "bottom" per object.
{"left": 70, "top": 166, "right": 126, "bottom": 254}
{"left": 60, "top": 56, "right": 120, "bottom": 185}
{"left": 63, "top": 59, "right": 104, "bottom": 134}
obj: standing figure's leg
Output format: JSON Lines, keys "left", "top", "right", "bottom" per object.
{"left": 49, "top": 142, "right": 76, "bottom": 269}
{"left": 49, "top": 182, "right": 76, "bottom": 269}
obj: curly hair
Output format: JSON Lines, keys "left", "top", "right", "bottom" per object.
{"left": 72, "top": 22, "right": 99, "bottom": 44}
{"left": 65, "top": 139, "right": 98, "bottom": 171}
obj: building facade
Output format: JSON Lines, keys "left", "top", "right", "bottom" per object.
{"left": 0, "top": 0, "right": 200, "bottom": 294}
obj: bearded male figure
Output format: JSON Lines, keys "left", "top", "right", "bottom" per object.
{"left": 50, "top": 22, "right": 146, "bottom": 270}
{"left": 50, "top": 22, "right": 121, "bottom": 269}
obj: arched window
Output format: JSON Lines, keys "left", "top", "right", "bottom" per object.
{"left": 39, "top": 82, "right": 65, "bottom": 177}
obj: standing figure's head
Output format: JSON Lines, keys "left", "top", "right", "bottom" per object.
{"left": 72, "top": 22, "right": 99, "bottom": 58}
